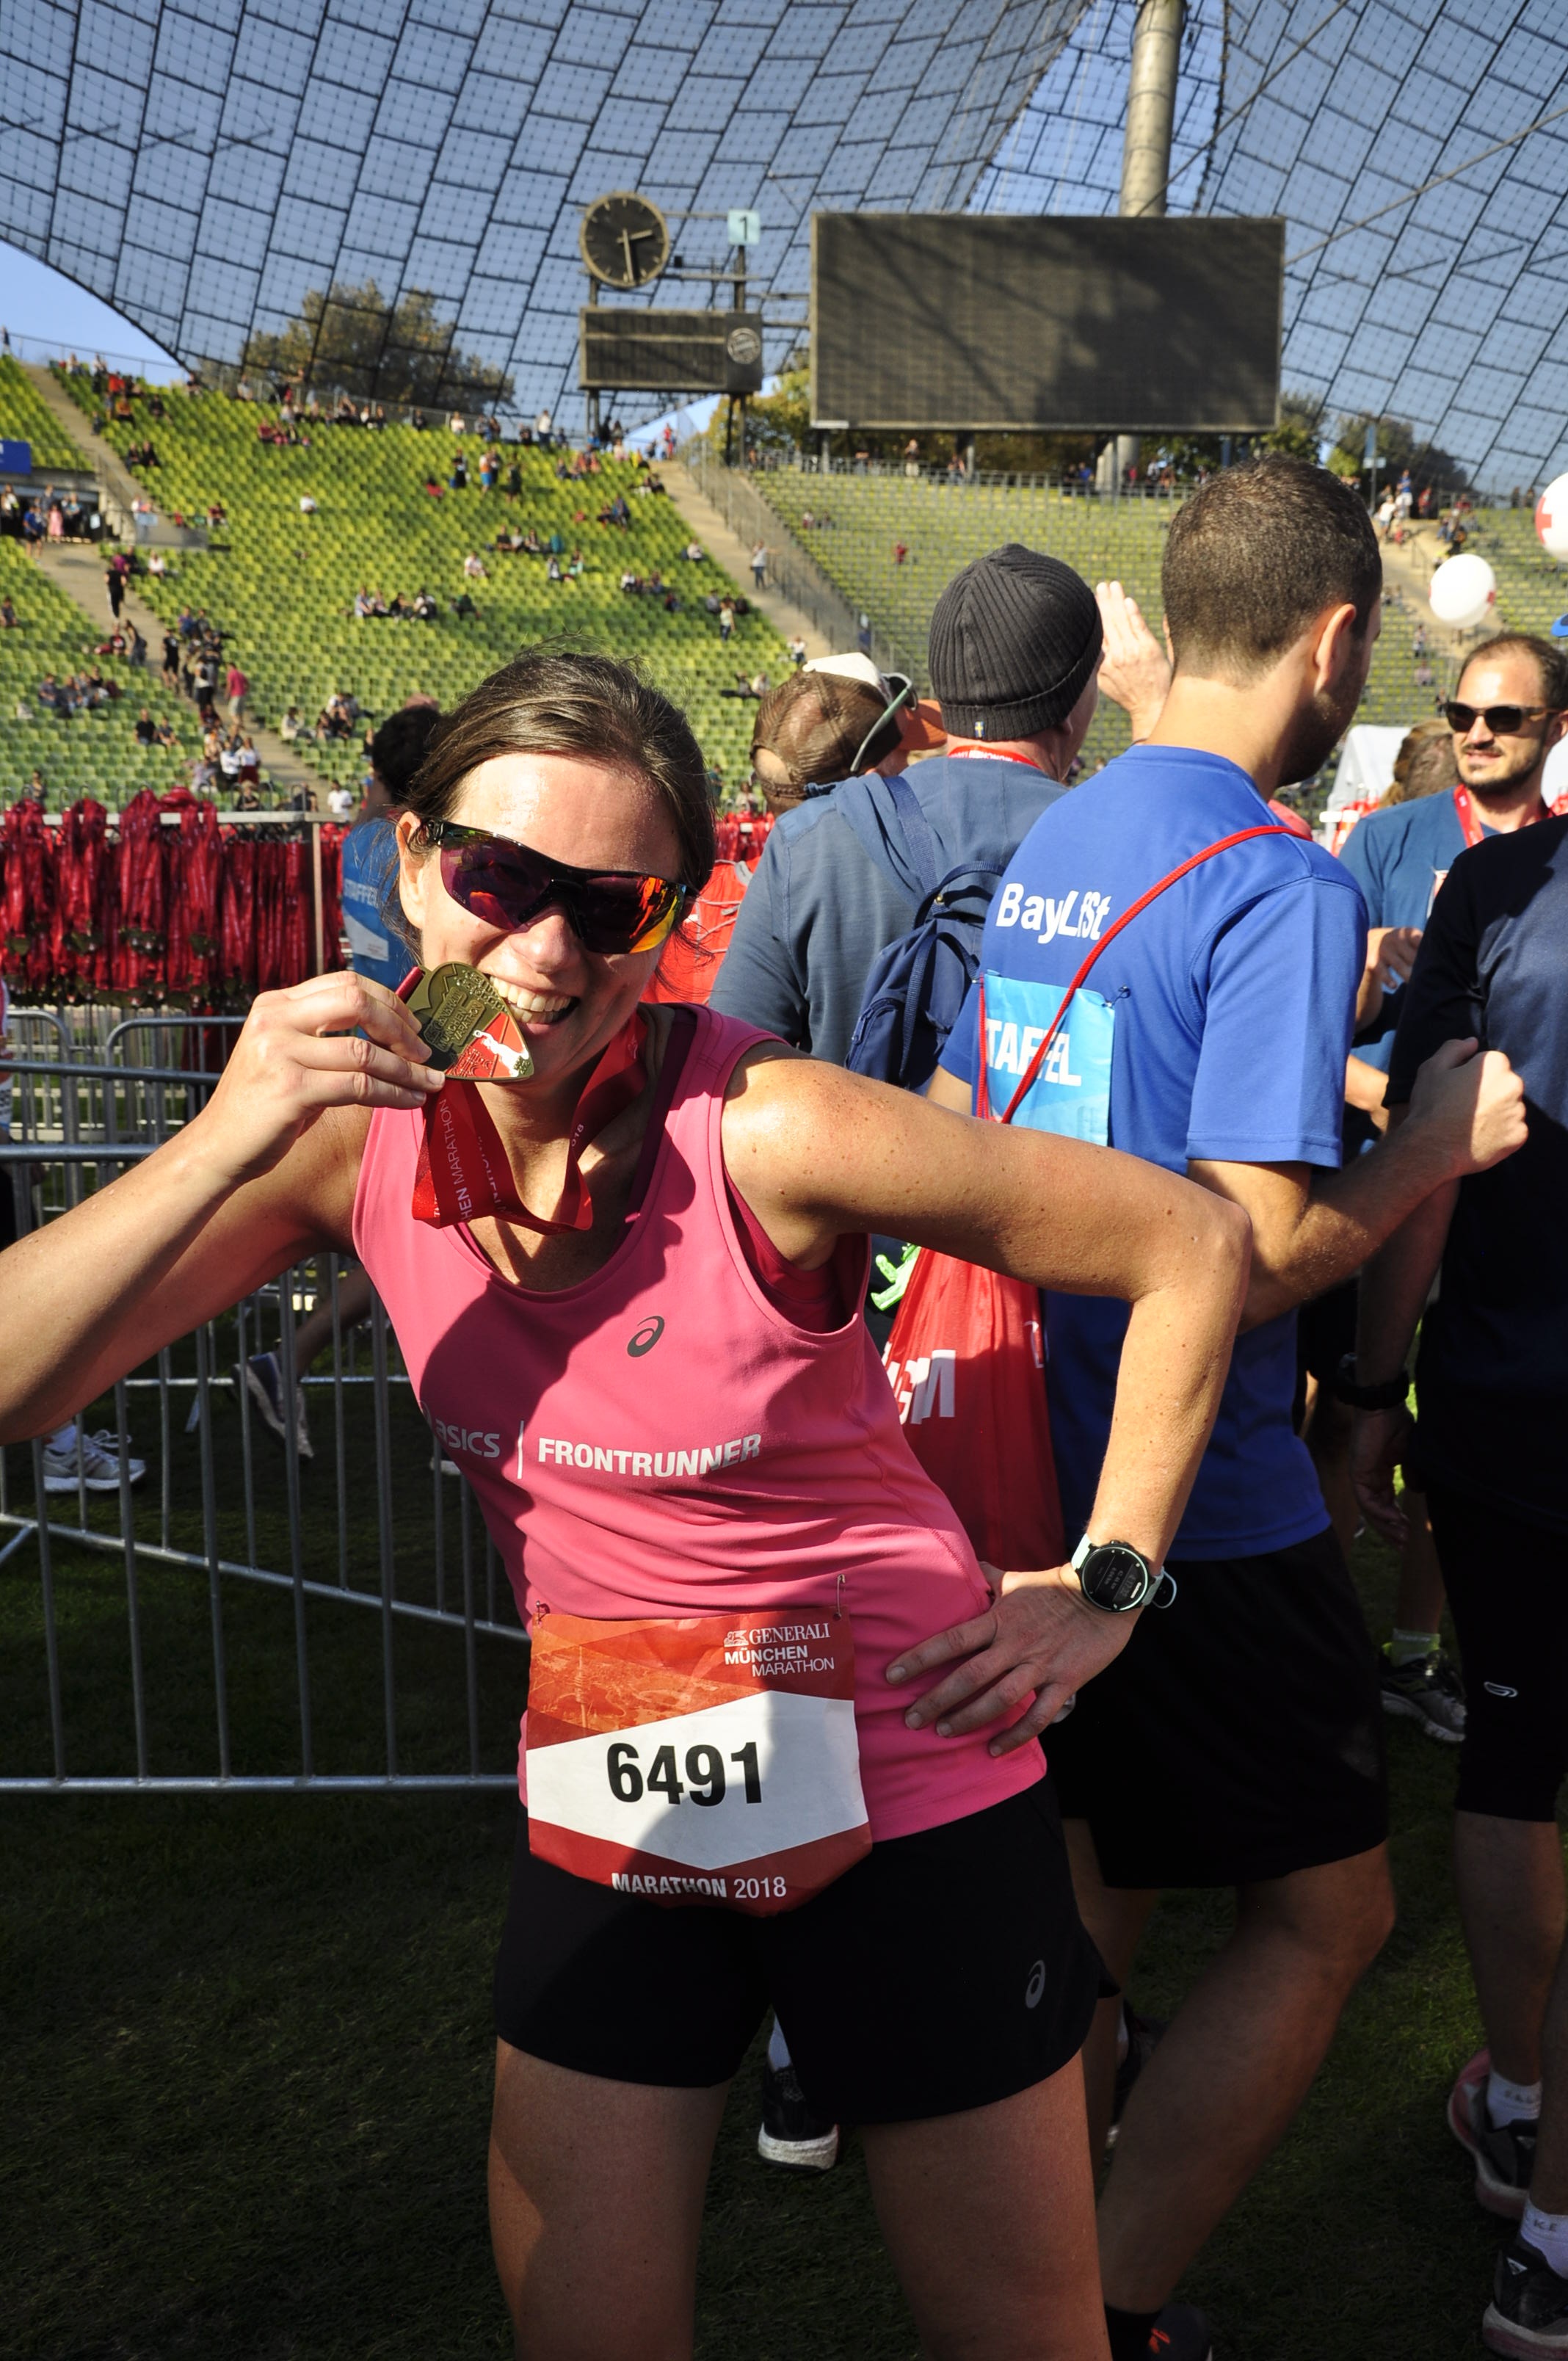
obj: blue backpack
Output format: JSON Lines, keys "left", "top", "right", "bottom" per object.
{"left": 839, "top": 771, "right": 1003, "bottom": 1092}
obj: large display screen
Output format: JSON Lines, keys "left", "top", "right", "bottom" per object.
{"left": 810, "top": 214, "right": 1282, "bottom": 432}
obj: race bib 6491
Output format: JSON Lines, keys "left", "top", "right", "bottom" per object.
{"left": 525, "top": 1608, "right": 871, "bottom": 1915}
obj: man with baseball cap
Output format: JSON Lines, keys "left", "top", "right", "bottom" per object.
{"left": 746, "top": 655, "right": 945, "bottom": 820}
{"left": 712, "top": 543, "right": 1168, "bottom": 1065}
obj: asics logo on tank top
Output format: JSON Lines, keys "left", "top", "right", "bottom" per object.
{"left": 627, "top": 1315, "right": 665, "bottom": 1357}
{"left": 430, "top": 1417, "right": 503, "bottom": 1461}
{"left": 1024, "top": 1959, "right": 1047, "bottom": 2009}
{"left": 992, "top": 880, "right": 1114, "bottom": 945}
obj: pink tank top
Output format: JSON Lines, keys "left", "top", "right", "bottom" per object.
{"left": 353, "top": 1005, "right": 1041, "bottom": 1840}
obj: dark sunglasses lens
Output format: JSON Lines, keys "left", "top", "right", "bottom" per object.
{"left": 1447, "top": 703, "right": 1527, "bottom": 734}
{"left": 440, "top": 838, "right": 550, "bottom": 931}
{"left": 573, "top": 873, "right": 682, "bottom": 954}
{"left": 442, "top": 835, "right": 680, "bottom": 953}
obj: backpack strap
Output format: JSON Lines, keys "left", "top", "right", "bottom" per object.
{"left": 833, "top": 770, "right": 941, "bottom": 902}
{"left": 978, "top": 825, "right": 1291, "bottom": 1126}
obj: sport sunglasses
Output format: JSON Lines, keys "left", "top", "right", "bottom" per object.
{"left": 420, "top": 821, "right": 691, "bottom": 954}
{"left": 1444, "top": 700, "right": 1561, "bottom": 736}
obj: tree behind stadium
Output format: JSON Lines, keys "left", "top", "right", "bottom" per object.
{"left": 242, "top": 280, "right": 513, "bottom": 411}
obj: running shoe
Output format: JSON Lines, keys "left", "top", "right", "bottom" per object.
{"left": 1147, "top": 2302, "right": 1213, "bottom": 2358}
{"left": 757, "top": 2058, "right": 840, "bottom": 2173}
{"left": 1449, "top": 2047, "right": 1536, "bottom": 2219}
{"left": 1484, "top": 2235, "right": 1568, "bottom": 2356}
{"left": 237, "top": 1352, "right": 313, "bottom": 1459}
{"left": 40, "top": 1432, "right": 146, "bottom": 1493}
{"left": 1107, "top": 2007, "right": 1166, "bottom": 2151}
{"left": 1379, "top": 1643, "right": 1465, "bottom": 1744}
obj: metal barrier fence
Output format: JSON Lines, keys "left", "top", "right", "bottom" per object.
{"left": 1, "top": 1016, "right": 525, "bottom": 1794}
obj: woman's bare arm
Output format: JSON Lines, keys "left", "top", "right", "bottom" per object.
{"left": 0, "top": 973, "right": 441, "bottom": 1442}
{"left": 724, "top": 1048, "right": 1252, "bottom": 1749}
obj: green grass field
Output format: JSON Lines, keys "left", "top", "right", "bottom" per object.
{"left": 1, "top": 1416, "right": 1542, "bottom": 2358}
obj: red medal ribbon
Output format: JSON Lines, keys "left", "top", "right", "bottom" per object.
{"left": 1453, "top": 782, "right": 1568, "bottom": 849}
{"left": 411, "top": 1006, "right": 649, "bottom": 1235}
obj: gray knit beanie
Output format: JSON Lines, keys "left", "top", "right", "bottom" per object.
{"left": 928, "top": 544, "right": 1103, "bottom": 739}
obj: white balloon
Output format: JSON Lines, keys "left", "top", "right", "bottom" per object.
{"left": 1537, "top": 475, "right": 1568, "bottom": 561}
{"left": 1429, "top": 553, "right": 1497, "bottom": 631}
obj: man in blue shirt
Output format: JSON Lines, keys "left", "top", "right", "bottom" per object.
{"left": 1354, "top": 822, "right": 1563, "bottom": 2353}
{"left": 934, "top": 457, "right": 1526, "bottom": 2361}
{"left": 1337, "top": 639, "right": 1568, "bottom": 1737}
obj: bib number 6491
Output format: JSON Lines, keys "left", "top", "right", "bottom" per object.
{"left": 607, "top": 1738, "right": 763, "bottom": 1807}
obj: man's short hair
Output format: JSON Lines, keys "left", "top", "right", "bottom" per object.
{"left": 1457, "top": 631, "right": 1568, "bottom": 711}
{"left": 371, "top": 701, "right": 441, "bottom": 801}
{"left": 1162, "top": 457, "right": 1382, "bottom": 681}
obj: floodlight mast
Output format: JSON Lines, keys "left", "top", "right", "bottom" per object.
{"left": 1112, "top": 0, "right": 1185, "bottom": 491}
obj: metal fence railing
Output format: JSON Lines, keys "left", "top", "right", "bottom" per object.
{"left": 1, "top": 1021, "right": 526, "bottom": 1794}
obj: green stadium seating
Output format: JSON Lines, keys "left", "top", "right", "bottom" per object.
{"left": 755, "top": 471, "right": 1458, "bottom": 769}
{"left": 0, "top": 355, "right": 89, "bottom": 472}
{"left": 49, "top": 370, "right": 786, "bottom": 801}
{"left": 0, "top": 540, "right": 203, "bottom": 811}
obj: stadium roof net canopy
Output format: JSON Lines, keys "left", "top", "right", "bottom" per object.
{"left": 1, "top": 0, "right": 1566, "bottom": 487}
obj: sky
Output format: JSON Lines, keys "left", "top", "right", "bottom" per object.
{"left": 1, "top": 240, "right": 196, "bottom": 380}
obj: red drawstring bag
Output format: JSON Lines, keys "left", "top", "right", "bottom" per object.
{"left": 884, "top": 1247, "right": 1064, "bottom": 1573}
{"left": 883, "top": 822, "right": 1288, "bottom": 1574}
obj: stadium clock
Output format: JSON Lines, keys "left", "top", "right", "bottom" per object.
{"left": 580, "top": 193, "right": 671, "bottom": 290}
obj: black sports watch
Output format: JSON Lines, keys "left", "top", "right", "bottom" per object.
{"left": 1331, "top": 1353, "right": 1409, "bottom": 1412}
{"left": 1070, "top": 1534, "right": 1172, "bottom": 1614}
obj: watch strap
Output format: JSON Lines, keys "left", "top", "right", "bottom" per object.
{"left": 1331, "top": 1353, "right": 1409, "bottom": 1412}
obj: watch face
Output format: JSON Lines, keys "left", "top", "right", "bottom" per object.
{"left": 580, "top": 192, "right": 670, "bottom": 289}
{"left": 1079, "top": 1544, "right": 1152, "bottom": 1612}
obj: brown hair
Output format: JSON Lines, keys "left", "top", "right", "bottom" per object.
{"left": 751, "top": 670, "right": 896, "bottom": 806}
{"left": 1163, "top": 457, "right": 1382, "bottom": 681}
{"left": 1456, "top": 632, "right": 1568, "bottom": 712}
{"left": 405, "top": 650, "right": 715, "bottom": 888}
{"left": 1383, "top": 718, "right": 1456, "bottom": 806}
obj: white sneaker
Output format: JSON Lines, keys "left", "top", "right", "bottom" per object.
{"left": 41, "top": 1433, "right": 147, "bottom": 1493}
{"left": 237, "top": 1352, "right": 313, "bottom": 1459}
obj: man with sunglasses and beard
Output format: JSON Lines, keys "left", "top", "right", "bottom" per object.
{"left": 1332, "top": 643, "right": 1568, "bottom": 1744}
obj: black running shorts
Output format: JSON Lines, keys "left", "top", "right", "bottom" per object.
{"left": 493, "top": 1780, "right": 1104, "bottom": 2122}
{"left": 1428, "top": 1481, "right": 1568, "bottom": 1822}
{"left": 1045, "top": 1525, "right": 1388, "bottom": 1888}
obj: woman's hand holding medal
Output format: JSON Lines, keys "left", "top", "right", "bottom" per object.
{"left": 196, "top": 973, "right": 446, "bottom": 1184}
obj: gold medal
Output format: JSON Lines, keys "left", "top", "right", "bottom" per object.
{"left": 408, "top": 963, "right": 534, "bottom": 1081}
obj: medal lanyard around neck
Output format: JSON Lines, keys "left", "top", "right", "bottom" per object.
{"left": 412, "top": 1011, "right": 649, "bottom": 1233}
{"left": 946, "top": 746, "right": 1040, "bottom": 768}
{"left": 1453, "top": 782, "right": 1568, "bottom": 849}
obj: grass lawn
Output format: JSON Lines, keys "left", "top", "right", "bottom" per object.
{"left": 2, "top": 1437, "right": 1545, "bottom": 2358}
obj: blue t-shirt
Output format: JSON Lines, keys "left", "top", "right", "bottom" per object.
{"left": 944, "top": 745, "right": 1366, "bottom": 1560}
{"left": 339, "top": 817, "right": 410, "bottom": 994}
{"left": 1337, "top": 788, "right": 1481, "bottom": 1073}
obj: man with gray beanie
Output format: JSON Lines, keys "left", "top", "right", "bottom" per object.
{"left": 711, "top": 544, "right": 1166, "bottom": 1065}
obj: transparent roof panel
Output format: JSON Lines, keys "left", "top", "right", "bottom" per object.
{"left": 4, "top": 0, "right": 1568, "bottom": 485}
